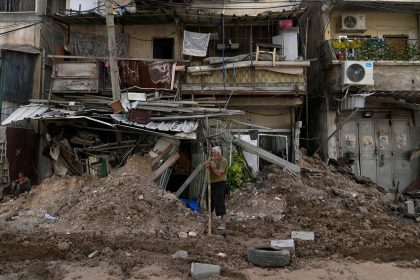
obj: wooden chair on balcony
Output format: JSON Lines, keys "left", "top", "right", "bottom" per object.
{"left": 255, "top": 43, "right": 283, "bottom": 66}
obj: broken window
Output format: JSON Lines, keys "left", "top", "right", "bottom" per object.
{"left": 153, "top": 38, "right": 174, "bottom": 59}
{"left": 0, "top": 0, "right": 36, "bottom": 12}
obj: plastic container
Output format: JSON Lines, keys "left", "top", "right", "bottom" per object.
{"left": 279, "top": 19, "right": 293, "bottom": 30}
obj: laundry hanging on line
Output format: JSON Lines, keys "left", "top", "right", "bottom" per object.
{"left": 182, "top": 31, "right": 210, "bottom": 57}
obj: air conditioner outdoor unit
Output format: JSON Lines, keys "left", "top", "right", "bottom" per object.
{"left": 339, "top": 14, "right": 366, "bottom": 31}
{"left": 342, "top": 61, "right": 374, "bottom": 86}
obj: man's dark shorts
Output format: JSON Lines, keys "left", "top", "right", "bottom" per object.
{"left": 210, "top": 181, "right": 227, "bottom": 216}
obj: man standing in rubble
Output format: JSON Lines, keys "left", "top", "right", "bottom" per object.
{"left": 204, "top": 146, "right": 228, "bottom": 230}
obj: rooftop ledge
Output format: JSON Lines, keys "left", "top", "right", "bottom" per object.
{"left": 331, "top": 60, "right": 420, "bottom": 66}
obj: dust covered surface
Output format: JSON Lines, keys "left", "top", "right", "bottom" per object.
{"left": 0, "top": 153, "right": 419, "bottom": 279}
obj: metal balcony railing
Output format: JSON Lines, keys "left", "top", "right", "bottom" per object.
{"left": 318, "top": 39, "right": 420, "bottom": 68}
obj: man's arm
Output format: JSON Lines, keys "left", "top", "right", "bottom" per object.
{"left": 210, "top": 161, "right": 225, "bottom": 176}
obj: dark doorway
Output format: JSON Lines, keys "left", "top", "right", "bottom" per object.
{"left": 153, "top": 38, "right": 174, "bottom": 59}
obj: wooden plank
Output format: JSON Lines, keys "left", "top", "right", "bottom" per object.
{"left": 152, "top": 152, "right": 180, "bottom": 180}
{"left": 175, "top": 164, "right": 203, "bottom": 197}
{"left": 152, "top": 143, "right": 175, "bottom": 167}
{"left": 234, "top": 137, "right": 301, "bottom": 175}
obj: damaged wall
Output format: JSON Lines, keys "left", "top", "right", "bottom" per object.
{"left": 228, "top": 107, "right": 292, "bottom": 129}
{"left": 69, "top": 24, "right": 182, "bottom": 59}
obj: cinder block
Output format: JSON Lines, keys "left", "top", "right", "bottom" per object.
{"left": 191, "top": 262, "right": 221, "bottom": 280}
{"left": 291, "top": 231, "right": 315, "bottom": 241}
{"left": 270, "top": 239, "right": 295, "bottom": 255}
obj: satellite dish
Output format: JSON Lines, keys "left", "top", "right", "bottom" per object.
{"left": 343, "top": 15, "right": 357, "bottom": 29}
{"left": 346, "top": 63, "right": 366, "bottom": 83}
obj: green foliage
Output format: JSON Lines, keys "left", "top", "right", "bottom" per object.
{"left": 227, "top": 150, "right": 246, "bottom": 190}
{"left": 331, "top": 38, "right": 420, "bottom": 61}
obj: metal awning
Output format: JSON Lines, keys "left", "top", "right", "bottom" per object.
{"left": 0, "top": 44, "right": 40, "bottom": 54}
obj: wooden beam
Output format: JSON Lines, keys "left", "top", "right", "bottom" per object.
{"left": 234, "top": 137, "right": 301, "bottom": 176}
{"left": 152, "top": 143, "right": 175, "bottom": 167}
{"left": 152, "top": 152, "right": 180, "bottom": 180}
{"left": 175, "top": 164, "right": 204, "bottom": 197}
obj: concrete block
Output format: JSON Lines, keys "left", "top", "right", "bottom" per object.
{"left": 270, "top": 239, "right": 295, "bottom": 255}
{"left": 291, "top": 231, "right": 314, "bottom": 241}
{"left": 404, "top": 200, "right": 415, "bottom": 215}
{"left": 191, "top": 263, "right": 221, "bottom": 280}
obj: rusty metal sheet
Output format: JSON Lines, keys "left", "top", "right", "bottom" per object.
{"left": 118, "top": 60, "right": 173, "bottom": 89}
{"left": 54, "top": 62, "right": 98, "bottom": 77}
{"left": 51, "top": 78, "right": 98, "bottom": 93}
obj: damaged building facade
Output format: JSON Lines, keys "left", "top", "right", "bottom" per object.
{"left": 304, "top": 0, "right": 420, "bottom": 189}
{"left": 0, "top": 0, "right": 308, "bottom": 199}
{"left": 0, "top": 0, "right": 66, "bottom": 185}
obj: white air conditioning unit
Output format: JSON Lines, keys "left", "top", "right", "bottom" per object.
{"left": 342, "top": 61, "right": 374, "bottom": 86}
{"left": 339, "top": 14, "right": 366, "bottom": 31}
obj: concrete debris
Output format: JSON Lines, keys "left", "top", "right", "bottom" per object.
{"left": 171, "top": 250, "right": 188, "bottom": 259}
{"left": 88, "top": 250, "right": 99, "bottom": 258}
{"left": 270, "top": 239, "right": 295, "bottom": 255}
{"left": 178, "top": 232, "right": 188, "bottom": 239}
{"left": 188, "top": 231, "right": 197, "bottom": 237}
{"left": 291, "top": 231, "right": 315, "bottom": 241}
{"left": 190, "top": 263, "right": 221, "bottom": 280}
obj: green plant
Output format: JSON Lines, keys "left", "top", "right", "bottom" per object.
{"left": 227, "top": 149, "right": 246, "bottom": 190}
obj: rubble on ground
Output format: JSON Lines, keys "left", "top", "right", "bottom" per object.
{"left": 0, "top": 151, "right": 419, "bottom": 278}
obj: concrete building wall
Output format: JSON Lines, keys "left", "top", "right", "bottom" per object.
{"left": 69, "top": 24, "right": 182, "bottom": 59}
{"left": 326, "top": 10, "right": 419, "bottom": 39}
{"left": 229, "top": 107, "right": 292, "bottom": 129}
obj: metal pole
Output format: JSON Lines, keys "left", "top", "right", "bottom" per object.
{"left": 205, "top": 117, "right": 212, "bottom": 236}
{"left": 105, "top": 0, "right": 121, "bottom": 100}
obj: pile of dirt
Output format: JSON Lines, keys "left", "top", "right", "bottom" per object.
{"left": 0, "top": 154, "right": 204, "bottom": 237}
{"left": 228, "top": 153, "right": 420, "bottom": 261}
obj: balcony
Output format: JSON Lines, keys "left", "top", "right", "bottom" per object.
{"left": 318, "top": 39, "right": 420, "bottom": 95}
{"left": 319, "top": 38, "right": 420, "bottom": 68}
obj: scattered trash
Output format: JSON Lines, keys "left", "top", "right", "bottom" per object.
{"left": 188, "top": 231, "right": 197, "bottom": 237}
{"left": 44, "top": 213, "right": 57, "bottom": 221}
{"left": 88, "top": 250, "right": 98, "bottom": 258}
{"left": 247, "top": 246, "right": 290, "bottom": 267}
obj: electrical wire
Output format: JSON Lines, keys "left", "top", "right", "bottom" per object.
{"left": 0, "top": 20, "right": 46, "bottom": 37}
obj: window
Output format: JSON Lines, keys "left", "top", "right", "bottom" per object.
{"left": 384, "top": 35, "right": 408, "bottom": 50}
{"left": 0, "top": 0, "right": 36, "bottom": 12}
{"left": 153, "top": 38, "right": 174, "bottom": 59}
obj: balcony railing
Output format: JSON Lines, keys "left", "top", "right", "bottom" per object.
{"left": 319, "top": 39, "right": 420, "bottom": 68}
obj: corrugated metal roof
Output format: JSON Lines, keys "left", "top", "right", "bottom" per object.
{"left": 1, "top": 105, "right": 73, "bottom": 125}
{"left": 111, "top": 114, "right": 199, "bottom": 134}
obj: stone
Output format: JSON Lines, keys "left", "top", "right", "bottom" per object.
{"left": 291, "top": 231, "right": 315, "bottom": 241}
{"left": 138, "top": 195, "right": 144, "bottom": 200}
{"left": 188, "top": 231, "right": 197, "bottom": 237}
{"left": 171, "top": 250, "right": 188, "bottom": 259}
{"left": 382, "top": 193, "right": 395, "bottom": 204}
{"left": 190, "top": 263, "right": 221, "bottom": 280}
{"left": 179, "top": 232, "right": 188, "bottom": 239}
{"left": 88, "top": 250, "right": 98, "bottom": 258}
{"left": 358, "top": 206, "right": 368, "bottom": 213}
{"left": 57, "top": 242, "right": 70, "bottom": 251}
{"left": 163, "top": 193, "right": 177, "bottom": 201}
{"left": 270, "top": 239, "right": 295, "bottom": 255}
{"left": 217, "top": 252, "right": 227, "bottom": 258}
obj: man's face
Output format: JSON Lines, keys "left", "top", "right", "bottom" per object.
{"left": 212, "top": 150, "right": 221, "bottom": 159}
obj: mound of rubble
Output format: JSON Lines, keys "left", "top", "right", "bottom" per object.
{"left": 228, "top": 153, "right": 420, "bottom": 261}
{"left": 0, "top": 154, "right": 204, "bottom": 237}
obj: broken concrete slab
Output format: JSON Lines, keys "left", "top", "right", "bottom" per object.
{"left": 191, "top": 263, "right": 221, "bottom": 280}
{"left": 270, "top": 239, "right": 295, "bottom": 255}
{"left": 291, "top": 231, "right": 315, "bottom": 241}
{"left": 171, "top": 250, "right": 188, "bottom": 259}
